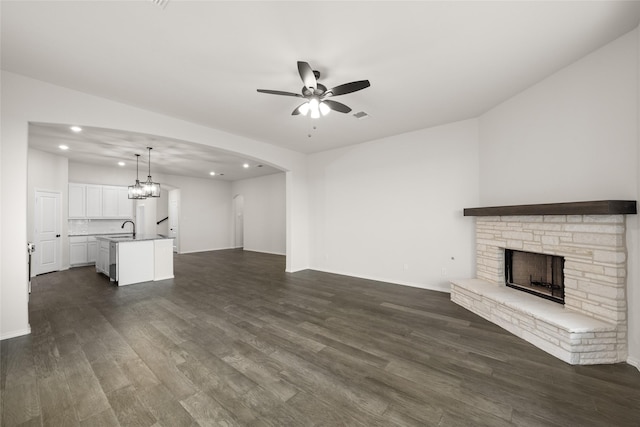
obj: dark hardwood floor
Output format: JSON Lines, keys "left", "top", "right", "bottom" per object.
{"left": 2, "top": 249, "right": 639, "bottom": 426}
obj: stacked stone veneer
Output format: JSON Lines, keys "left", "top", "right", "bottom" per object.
{"left": 451, "top": 214, "right": 628, "bottom": 365}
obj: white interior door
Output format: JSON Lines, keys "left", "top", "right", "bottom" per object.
{"left": 35, "top": 190, "right": 61, "bottom": 275}
{"left": 169, "top": 189, "right": 180, "bottom": 253}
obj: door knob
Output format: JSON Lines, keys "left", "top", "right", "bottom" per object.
{"left": 56, "top": 234, "right": 60, "bottom": 237}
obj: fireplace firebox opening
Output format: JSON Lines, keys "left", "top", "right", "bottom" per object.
{"left": 504, "top": 249, "right": 565, "bottom": 304}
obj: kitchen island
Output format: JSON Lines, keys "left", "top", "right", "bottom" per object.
{"left": 95, "top": 234, "right": 174, "bottom": 286}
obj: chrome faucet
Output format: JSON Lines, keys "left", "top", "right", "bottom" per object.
{"left": 121, "top": 220, "right": 136, "bottom": 238}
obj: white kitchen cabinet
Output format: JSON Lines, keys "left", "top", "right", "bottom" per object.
{"left": 68, "top": 184, "right": 86, "bottom": 218}
{"left": 68, "top": 183, "right": 133, "bottom": 219}
{"left": 70, "top": 236, "right": 98, "bottom": 266}
{"left": 117, "top": 187, "right": 132, "bottom": 218}
{"left": 97, "top": 239, "right": 110, "bottom": 274}
{"left": 69, "top": 236, "right": 88, "bottom": 266}
{"left": 87, "top": 237, "right": 97, "bottom": 263}
{"left": 86, "top": 185, "right": 103, "bottom": 217}
{"left": 102, "top": 186, "right": 119, "bottom": 217}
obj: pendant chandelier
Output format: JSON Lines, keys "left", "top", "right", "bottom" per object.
{"left": 143, "top": 147, "right": 160, "bottom": 198}
{"left": 128, "top": 154, "right": 146, "bottom": 199}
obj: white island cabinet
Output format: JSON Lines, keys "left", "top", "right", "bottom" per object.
{"left": 95, "top": 235, "right": 174, "bottom": 286}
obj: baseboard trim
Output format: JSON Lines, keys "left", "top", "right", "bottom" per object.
{"left": 1, "top": 326, "right": 31, "bottom": 341}
{"left": 309, "top": 267, "right": 451, "bottom": 294}
{"left": 178, "top": 247, "right": 235, "bottom": 255}
{"left": 243, "top": 249, "right": 286, "bottom": 256}
{"left": 628, "top": 356, "right": 640, "bottom": 372}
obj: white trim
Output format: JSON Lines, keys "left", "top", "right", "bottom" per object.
{"left": 1, "top": 327, "right": 31, "bottom": 341}
{"left": 177, "top": 246, "right": 236, "bottom": 255}
{"left": 310, "top": 267, "right": 451, "bottom": 294}
{"left": 242, "top": 248, "right": 286, "bottom": 256}
{"left": 628, "top": 356, "right": 640, "bottom": 372}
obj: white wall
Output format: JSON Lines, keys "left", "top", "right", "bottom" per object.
{"left": 308, "top": 119, "right": 480, "bottom": 292}
{"left": 231, "top": 173, "right": 286, "bottom": 255}
{"left": 162, "top": 173, "right": 232, "bottom": 253}
{"left": 478, "top": 29, "right": 639, "bottom": 366}
{"left": 27, "top": 148, "right": 69, "bottom": 271}
{"left": 631, "top": 26, "right": 640, "bottom": 370}
{"left": 69, "top": 161, "right": 137, "bottom": 187}
{"left": 0, "top": 71, "right": 309, "bottom": 340}
{"left": 479, "top": 30, "right": 637, "bottom": 205}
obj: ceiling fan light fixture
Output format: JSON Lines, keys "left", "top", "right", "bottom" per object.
{"left": 319, "top": 101, "right": 331, "bottom": 116}
{"left": 298, "top": 102, "right": 310, "bottom": 116}
{"left": 309, "top": 98, "right": 320, "bottom": 119}
{"left": 257, "top": 61, "right": 370, "bottom": 119}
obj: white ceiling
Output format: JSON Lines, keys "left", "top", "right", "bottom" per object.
{"left": 28, "top": 122, "right": 282, "bottom": 181}
{"left": 3, "top": 1, "right": 640, "bottom": 161}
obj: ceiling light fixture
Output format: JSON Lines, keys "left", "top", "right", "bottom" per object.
{"left": 128, "top": 154, "right": 146, "bottom": 200}
{"left": 297, "top": 97, "right": 330, "bottom": 119}
{"left": 70, "top": 126, "right": 82, "bottom": 133}
{"left": 143, "top": 147, "right": 160, "bottom": 198}
{"left": 209, "top": 171, "right": 216, "bottom": 176}
{"left": 243, "top": 163, "right": 250, "bottom": 168}
{"left": 58, "top": 145, "right": 69, "bottom": 150}
{"left": 118, "top": 161, "right": 125, "bottom": 166}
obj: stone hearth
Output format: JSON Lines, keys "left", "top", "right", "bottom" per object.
{"left": 451, "top": 201, "right": 636, "bottom": 365}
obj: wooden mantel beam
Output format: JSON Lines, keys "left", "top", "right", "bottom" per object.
{"left": 463, "top": 200, "right": 637, "bottom": 217}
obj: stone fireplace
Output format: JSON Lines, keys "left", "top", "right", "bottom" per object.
{"left": 451, "top": 200, "right": 636, "bottom": 365}
{"left": 505, "top": 249, "right": 565, "bottom": 304}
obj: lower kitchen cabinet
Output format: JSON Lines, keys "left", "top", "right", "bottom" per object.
{"left": 87, "top": 237, "right": 97, "bottom": 263}
{"left": 96, "top": 239, "right": 110, "bottom": 275}
{"left": 69, "top": 236, "right": 98, "bottom": 266}
{"left": 70, "top": 237, "right": 88, "bottom": 266}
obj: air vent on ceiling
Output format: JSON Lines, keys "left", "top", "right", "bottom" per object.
{"left": 149, "top": 0, "right": 169, "bottom": 9}
{"left": 353, "top": 111, "right": 369, "bottom": 119}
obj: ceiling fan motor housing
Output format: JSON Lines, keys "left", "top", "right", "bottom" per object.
{"left": 302, "top": 83, "right": 327, "bottom": 97}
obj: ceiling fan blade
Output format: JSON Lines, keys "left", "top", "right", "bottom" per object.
{"left": 297, "top": 61, "right": 317, "bottom": 90}
{"left": 322, "top": 99, "right": 352, "bottom": 114}
{"left": 326, "top": 80, "right": 370, "bottom": 97}
{"left": 257, "top": 89, "right": 303, "bottom": 97}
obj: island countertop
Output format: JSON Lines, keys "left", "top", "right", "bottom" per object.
{"left": 95, "top": 234, "right": 174, "bottom": 242}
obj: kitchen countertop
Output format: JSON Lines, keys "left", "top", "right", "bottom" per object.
{"left": 95, "top": 234, "right": 174, "bottom": 242}
{"left": 69, "top": 232, "right": 133, "bottom": 237}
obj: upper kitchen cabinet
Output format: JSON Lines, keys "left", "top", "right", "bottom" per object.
{"left": 117, "top": 187, "right": 132, "bottom": 218}
{"left": 68, "top": 183, "right": 86, "bottom": 218}
{"left": 69, "top": 183, "right": 133, "bottom": 219}
{"left": 102, "top": 185, "right": 133, "bottom": 218}
{"left": 86, "top": 185, "right": 103, "bottom": 217}
{"left": 102, "top": 186, "right": 118, "bottom": 217}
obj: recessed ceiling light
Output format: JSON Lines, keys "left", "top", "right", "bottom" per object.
{"left": 243, "top": 163, "right": 250, "bottom": 168}
{"left": 58, "top": 145, "right": 69, "bottom": 150}
{"left": 209, "top": 171, "right": 216, "bottom": 176}
{"left": 70, "top": 126, "right": 82, "bottom": 132}
{"left": 118, "top": 161, "right": 125, "bottom": 167}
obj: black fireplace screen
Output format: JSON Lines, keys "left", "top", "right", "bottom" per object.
{"left": 505, "top": 249, "right": 565, "bottom": 304}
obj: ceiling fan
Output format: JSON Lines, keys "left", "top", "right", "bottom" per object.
{"left": 257, "top": 61, "right": 370, "bottom": 118}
